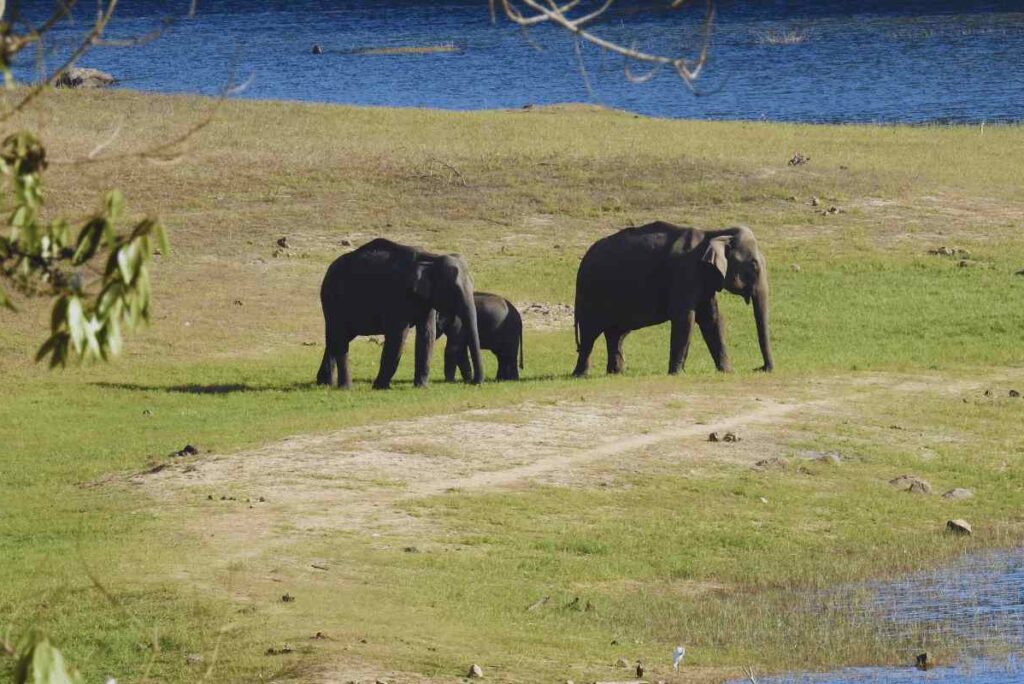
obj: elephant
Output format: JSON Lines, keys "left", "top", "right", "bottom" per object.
{"left": 572, "top": 222, "right": 773, "bottom": 377}
{"left": 316, "top": 238, "right": 483, "bottom": 389}
{"left": 437, "top": 292, "right": 523, "bottom": 382}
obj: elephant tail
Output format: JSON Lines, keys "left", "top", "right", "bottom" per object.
{"left": 519, "top": 323, "right": 524, "bottom": 370}
{"left": 574, "top": 313, "right": 580, "bottom": 353}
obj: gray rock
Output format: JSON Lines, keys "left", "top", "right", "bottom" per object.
{"left": 615, "top": 657, "right": 630, "bottom": 668}
{"left": 55, "top": 67, "right": 115, "bottom": 88}
{"left": 942, "top": 488, "right": 974, "bottom": 500}
{"left": 946, "top": 519, "right": 972, "bottom": 535}
{"left": 889, "top": 475, "right": 932, "bottom": 494}
{"left": 467, "top": 663, "right": 484, "bottom": 678}
{"left": 753, "top": 457, "right": 789, "bottom": 471}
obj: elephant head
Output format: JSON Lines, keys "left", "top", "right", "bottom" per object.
{"left": 701, "top": 226, "right": 774, "bottom": 372}
{"left": 412, "top": 254, "right": 483, "bottom": 384}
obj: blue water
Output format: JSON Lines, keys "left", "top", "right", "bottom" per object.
{"left": 14, "top": 0, "right": 1024, "bottom": 123}
{"left": 731, "top": 549, "right": 1024, "bottom": 684}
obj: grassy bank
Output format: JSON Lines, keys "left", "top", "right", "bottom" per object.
{"left": 1, "top": 90, "right": 1022, "bottom": 682}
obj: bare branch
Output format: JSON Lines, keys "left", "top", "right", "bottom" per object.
{"left": 495, "top": 0, "right": 716, "bottom": 88}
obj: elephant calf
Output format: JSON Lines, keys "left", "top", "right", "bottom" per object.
{"left": 573, "top": 222, "right": 773, "bottom": 376}
{"left": 437, "top": 292, "right": 523, "bottom": 381}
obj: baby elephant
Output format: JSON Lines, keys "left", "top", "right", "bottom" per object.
{"left": 437, "top": 292, "right": 523, "bottom": 381}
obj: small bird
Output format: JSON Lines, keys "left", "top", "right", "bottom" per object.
{"left": 673, "top": 645, "right": 686, "bottom": 671}
{"left": 635, "top": 661, "right": 645, "bottom": 678}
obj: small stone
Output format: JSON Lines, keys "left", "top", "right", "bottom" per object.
{"left": 708, "top": 432, "right": 721, "bottom": 442}
{"left": 889, "top": 475, "right": 932, "bottom": 494}
{"left": 185, "top": 653, "right": 203, "bottom": 665}
{"left": 946, "top": 519, "right": 972, "bottom": 535}
{"left": 942, "top": 488, "right": 974, "bottom": 500}
{"left": 467, "top": 663, "right": 484, "bottom": 678}
{"left": 616, "top": 657, "right": 630, "bottom": 668}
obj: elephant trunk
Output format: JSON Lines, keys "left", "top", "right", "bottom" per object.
{"left": 458, "top": 294, "right": 484, "bottom": 385}
{"left": 751, "top": 275, "right": 774, "bottom": 372}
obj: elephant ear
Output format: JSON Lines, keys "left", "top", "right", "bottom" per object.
{"left": 702, "top": 236, "right": 730, "bottom": 282}
{"left": 409, "top": 261, "right": 432, "bottom": 300}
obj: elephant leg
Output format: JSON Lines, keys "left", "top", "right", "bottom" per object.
{"left": 457, "top": 347, "right": 473, "bottom": 382}
{"left": 696, "top": 297, "right": 733, "bottom": 372}
{"left": 373, "top": 327, "right": 409, "bottom": 390}
{"left": 443, "top": 343, "right": 460, "bottom": 382}
{"left": 572, "top": 322, "right": 600, "bottom": 377}
{"left": 668, "top": 310, "right": 696, "bottom": 375}
{"left": 317, "top": 324, "right": 351, "bottom": 388}
{"left": 504, "top": 346, "right": 520, "bottom": 380}
{"left": 605, "top": 328, "right": 628, "bottom": 374}
{"left": 413, "top": 311, "right": 435, "bottom": 388}
{"left": 316, "top": 347, "right": 335, "bottom": 387}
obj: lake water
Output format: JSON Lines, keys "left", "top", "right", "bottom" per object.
{"left": 15, "top": 0, "right": 1024, "bottom": 123}
{"left": 730, "top": 549, "right": 1024, "bottom": 684}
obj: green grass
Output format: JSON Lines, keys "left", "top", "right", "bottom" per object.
{"left": 1, "top": 90, "right": 1023, "bottom": 682}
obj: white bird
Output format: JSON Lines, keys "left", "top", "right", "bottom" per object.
{"left": 673, "top": 645, "right": 686, "bottom": 671}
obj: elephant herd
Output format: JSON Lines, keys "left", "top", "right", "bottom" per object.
{"left": 316, "top": 221, "right": 774, "bottom": 389}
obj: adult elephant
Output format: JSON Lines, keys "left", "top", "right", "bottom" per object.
{"left": 572, "top": 222, "right": 773, "bottom": 377}
{"left": 316, "top": 238, "right": 483, "bottom": 389}
{"left": 437, "top": 292, "right": 523, "bottom": 381}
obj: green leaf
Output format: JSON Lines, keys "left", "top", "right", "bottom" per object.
{"left": 105, "top": 189, "right": 125, "bottom": 222}
{"left": 72, "top": 219, "right": 103, "bottom": 265}
{"left": 14, "top": 633, "right": 84, "bottom": 684}
{"left": 66, "top": 297, "right": 85, "bottom": 354}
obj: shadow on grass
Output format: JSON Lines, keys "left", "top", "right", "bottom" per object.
{"left": 94, "top": 381, "right": 316, "bottom": 394}
{"left": 94, "top": 373, "right": 581, "bottom": 395}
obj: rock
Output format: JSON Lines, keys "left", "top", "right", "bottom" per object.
{"left": 942, "top": 488, "right": 974, "bottom": 500}
{"left": 753, "top": 457, "right": 788, "bottom": 471}
{"left": 946, "top": 519, "right": 972, "bottom": 535}
{"left": 55, "top": 67, "right": 115, "bottom": 88}
{"left": 790, "top": 263, "right": 801, "bottom": 272}
{"left": 915, "top": 652, "right": 933, "bottom": 670}
{"left": 708, "top": 432, "right": 721, "bottom": 442}
{"left": 467, "top": 663, "right": 484, "bottom": 678}
{"left": 185, "top": 653, "right": 203, "bottom": 665}
{"left": 171, "top": 444, "right": 199, "bottom": 458}
{"left": 889, "top": 475, "right": 932, "bottom": 494}
{"left": 615, "top": 657, "right": 630, "bottom": 668}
